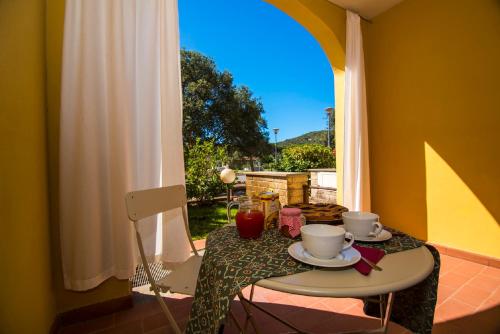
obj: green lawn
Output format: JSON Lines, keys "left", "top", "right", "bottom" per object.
{"left": 188, "top": 203, "right": 237, "bottom": 240}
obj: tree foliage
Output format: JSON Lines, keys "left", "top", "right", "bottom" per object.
{"left": 278, "top": 144, "right": 335, "bottom": 172}
{"left": 277, "top": 130, "right": 329, "bottom": 149}
{"left": 185, "top": 139, "right": 229, "bottom": 202}
{"left": 181, "top": 49, "right": 271, "bottom": 160}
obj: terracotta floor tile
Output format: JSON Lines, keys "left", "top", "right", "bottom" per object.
{"left": 468, "top": 273, "right": 500, "bottom": 292}
{"left": 434, "top": 305, "right": 500, "bottom": 334}
{"left": 59, "top": 314, "right": 116, "bottom": 334}
{"left": 58, "top": 322, "right": 88, "bottom": 334}
{"left": 453, "top": 284, "right": 494, "bottom": 308}
{"left": 115, "top": 301, "right": 160, "bottom": 325}
{"left": 193, "top": 239, "right": 206, "bottom": 250}
{"left": 476, "top": 294, "right": 500, "bottom": 312}
{"left": 318, "top": 298, "right": 359, "bottom": 313}
{"left": 436, "top": 284, "right": 455, "bottom": 306}
{"left": 283, "top": 306, "right": 335, "bottom": 330}
{"left": 439, "top": 255, "right": 464, "bottom": 274}
{"left": 142, "top": 312, "right": 170, "bottom": 333}
{"left": 93, "top": 319, "right": 143, "bottom": 334}
{"left": 286, "top": 293, "right": 323, "bottom": 308}
{"left": 310, "top": 314, "right": 379, "bottom": 333}
{"left": 440, "top": 271, "right": 472, "bottom": 289}
{"left": 57, "top": 247, "right": 500, "bottom": 334}
{"left": 261, "top": 290, "right": 289, "bottom": 303}
{"left": 451, "top": 261, "right": 486, "bottom": 277}
{"left": 143, "top": 325, "right": 170, "bottom": 334}
{"left": 342, "top": 301, "right": 368, "bottom": 318}
{"left": 244, "top": 286, "right": 274, "bottom": 302}
{"left": 308, "top": 300, "right": 336, "bottom": 313}
{"left": 436, "top": 298, "right": 476, "bottom": 321}
{"left": 482, "top": 266, "right": 500, "bottom": 279}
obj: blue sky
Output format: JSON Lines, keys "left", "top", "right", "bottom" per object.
{"left": 178, "top": 0, "right": 334, "bottom": 141}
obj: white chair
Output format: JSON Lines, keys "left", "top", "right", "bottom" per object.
{"left": 125, "top": 185, "right": 202, "bottom": 334}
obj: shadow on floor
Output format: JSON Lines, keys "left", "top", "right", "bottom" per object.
{"left": 432, "top": 305, "right": 500, "bottom": 334}
{"left": 58, "top": 292, "right": 499, "bottom": 334}
{"left": 127, "top": 293, "right": 409, "bottom": 334}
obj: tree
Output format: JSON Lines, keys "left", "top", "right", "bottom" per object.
{"left": 181, "top": 50, "right": 271, "bottom": 163}
{"left": 185, "top": 139, "right": 229, "bottom": 202}
{"left": 278, "top": 144, "right": 335, "bottom": 172}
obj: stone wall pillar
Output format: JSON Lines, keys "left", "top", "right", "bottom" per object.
{"left": 308, "top": 169, "right": 337, "bottom": 203}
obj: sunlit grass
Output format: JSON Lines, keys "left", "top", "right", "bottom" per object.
{"left": 188, "top": 203, "right": 237, "bottom": 240}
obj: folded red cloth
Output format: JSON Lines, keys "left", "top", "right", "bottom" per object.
{"left": 352, "top": 244, "right": 385, "bottom": 275}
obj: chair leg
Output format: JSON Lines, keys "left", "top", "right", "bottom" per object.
{"left": 238, "top": 291, "right": 261, "bottom": 334}
{"left": 134, "top": 228, "right": 182, "bottom": 334}
{"left": 153, "top": 289, "right": 182, "bottom": 334}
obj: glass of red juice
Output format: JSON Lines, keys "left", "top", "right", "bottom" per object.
{"left": 236, "top": 209, "right": 265, "bottom": 239}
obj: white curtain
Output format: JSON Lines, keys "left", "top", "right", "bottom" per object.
{"left": 343, "top": 11, "right": 370, "bottom": 212}
{"left": 60, "top": 0, "right": 190, "bottom": 291}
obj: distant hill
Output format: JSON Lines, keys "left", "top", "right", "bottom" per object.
{"left": 277, "top": 130, "right": 330, "bottom": 149}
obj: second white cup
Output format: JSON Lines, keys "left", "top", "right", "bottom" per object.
{"left": 342, "top": 212, "right": 383, "bottom": 238}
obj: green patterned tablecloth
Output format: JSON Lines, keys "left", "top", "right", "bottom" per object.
{"left": 186, "top": 226, "right": 439, "bottom": 334}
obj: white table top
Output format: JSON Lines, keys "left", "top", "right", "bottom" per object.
{"left": 255, "top": 246, "right": 434, "bottom": 298}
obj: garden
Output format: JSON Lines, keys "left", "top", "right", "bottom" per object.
{"left": 181, "top": 50, "right": 336, "bottom": 239}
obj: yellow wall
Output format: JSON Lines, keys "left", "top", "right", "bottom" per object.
{"left": 265, "top": 0, "right": 346, "bottom": 202}
{"left": 46, "top": 0, "right": 131, "bottom": 313}
{"left": 0, "top": 0, "right": 56, "bottom": 333}
{"left": 365, "top": 0, "right": 500, "bottom": 257}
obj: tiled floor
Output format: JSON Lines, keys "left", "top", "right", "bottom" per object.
{"left": 58, "top": 252, "right": 500, "bottom": 334}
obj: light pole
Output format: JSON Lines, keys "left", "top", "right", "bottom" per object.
{"left": 272, "top": 128, "right": 279, "bottom": 166}
{"left": 325, "top": 107, "right": 334, "bottom": 148}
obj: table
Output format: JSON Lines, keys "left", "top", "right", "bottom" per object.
{"left": 186, "top": 227, "right": 439, "bottom": 334}
{"left": 252, "top": 247, "right": 434, "bottom": 333}
{"left": 256, "top": 246, "right": 434, "bottom": 298}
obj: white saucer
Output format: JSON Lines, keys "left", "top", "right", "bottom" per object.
{"left": 338, "top": 225, "right": 392, "bottom": 242}
{"left": 288, "top": 242, "right": 361, "bottom": 268}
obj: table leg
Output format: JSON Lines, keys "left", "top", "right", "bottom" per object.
{"left": 238, "top": 292, "right": 310, "bottom": 334}
{"left": 381, "top": 293, "right": 395, "bottom": 334}
{"left": 338, "top": 292, "right": 395, "bottom": 334}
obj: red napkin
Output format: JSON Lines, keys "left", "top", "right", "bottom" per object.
{"left": 352, "top": 244, "right": 385, "bottom": 275}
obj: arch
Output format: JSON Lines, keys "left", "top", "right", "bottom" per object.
{"left": 264, "top": 0, "right": 346, "bottom": 203}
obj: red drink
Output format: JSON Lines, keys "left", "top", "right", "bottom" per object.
{"left": 236, "top": 210, "right": 265, "bottom": 239}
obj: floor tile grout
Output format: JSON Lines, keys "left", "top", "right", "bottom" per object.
{"left": 439, "top": 264, "right": 487, "bottom": 307}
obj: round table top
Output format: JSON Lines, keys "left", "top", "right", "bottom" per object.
{"left": 255, "top": 246, "right": 434, "bottom": 298}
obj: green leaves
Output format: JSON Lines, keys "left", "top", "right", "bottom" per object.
{"left": 181, "top": 49, "right": 271, "bottom": 158}
{"left": 185, "top": 139, "right": 228, "bottom": 202}
{"left": 278, "top": 144, "right": 335, "bottom": 172}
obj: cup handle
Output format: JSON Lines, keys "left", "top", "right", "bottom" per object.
{"left": 343, "top": 232, "right": 355, "bottom": 250}
{"left": 227, "top": 201, "right": 239, "bottom": 225}
{"left": 369, "top": 222, "right": 383, "bottom": 237}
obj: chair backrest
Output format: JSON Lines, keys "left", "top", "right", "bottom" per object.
{"left": 125, "top": 185, "right": 187, "bottom": 222}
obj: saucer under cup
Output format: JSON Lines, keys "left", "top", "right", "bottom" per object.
{"left": 288, "top": 242, "right": 361, "bottom": 268}
{"left": 342, "top": 211, "right": 383, "bottom": 238}
{"left": 300, "top": 224, "right": 354, "bottom": 259}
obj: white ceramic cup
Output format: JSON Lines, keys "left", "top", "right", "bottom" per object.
{"left": 300, "top": 224, "right": 355, "bottom": 259}
{"left": 342, "top": 212, "right": 383, "bottom": 238}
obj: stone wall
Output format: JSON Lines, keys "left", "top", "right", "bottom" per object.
{"left": 309, "top": 169, "right": 337, "bottom": 204}
{"left": 242, "top": 172, "right": 309, "bottom": 205}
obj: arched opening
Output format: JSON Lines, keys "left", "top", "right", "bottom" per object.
{"left": 264, "top": 0, "right": 346, "bottom": 203}
{"left": 179, "top": 0, "right": 347, "bottom": 203}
